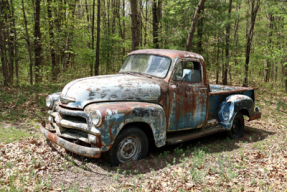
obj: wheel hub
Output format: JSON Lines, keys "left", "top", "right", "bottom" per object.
{"left": 117, "top": 136, "right": 141, "bottom": 163}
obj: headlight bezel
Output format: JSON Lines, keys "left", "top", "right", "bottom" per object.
{"left": 46, "top": 95, "right": 54, "bottom": 109}
{"left": 91, "top": 110, "right": 102, "bottom": 127}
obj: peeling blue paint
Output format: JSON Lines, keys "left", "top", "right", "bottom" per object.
{"left": 85, "top": 102, "right": 166, "bottom": 151}
{"left": 217, "top": 94, "right": 254, "bottom": 129}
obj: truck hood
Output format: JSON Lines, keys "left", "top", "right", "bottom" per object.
{"left": 60, "top": 74, "right": 161, "bottom": 109}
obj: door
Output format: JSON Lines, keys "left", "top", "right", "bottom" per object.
{"left": 168, "top": 59, "right": 208, "bottom": 131}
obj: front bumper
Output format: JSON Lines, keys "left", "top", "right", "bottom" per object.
{"left": 40, "top": 121, "right": 101, "bottom": 158}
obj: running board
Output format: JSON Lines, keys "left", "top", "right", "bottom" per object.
{"left": 166, "top": 125, "right": 226, "bottom": 145}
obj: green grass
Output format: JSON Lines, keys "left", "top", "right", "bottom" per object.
{"left": 0, "top": 84, "right": 63, "bottom": 123}
{"left": 0, "top": 126, "right": 35, "bottom": 144}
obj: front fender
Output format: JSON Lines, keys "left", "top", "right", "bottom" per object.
{"left": 85, "top": 102, "right": 166, "bottom": 151}
{"left": 218, "top": 95, "right": 254, "bottom": 129}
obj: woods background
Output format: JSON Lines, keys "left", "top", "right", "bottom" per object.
{"left": 1, "top": 1, "right": 287, "bottom": 191}
{"left": 0, "top": 0, "right": 287, "bottom": 91}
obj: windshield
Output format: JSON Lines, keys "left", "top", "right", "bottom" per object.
{"left": 119, "top": 54, "right": 171, "bottom": 78}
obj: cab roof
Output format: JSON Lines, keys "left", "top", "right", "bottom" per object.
{"left": 129, "top": 49, "right": 204, "bottom": 60}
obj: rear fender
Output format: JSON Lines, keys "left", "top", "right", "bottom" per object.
{"left": 218, "top": 95, "right": 254, "bottom": 129}
{"left": 85, "top": 102, "right": 166, "bottom": 152}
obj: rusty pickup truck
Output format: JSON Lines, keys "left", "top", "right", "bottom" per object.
{"left": 41, "top": 49, "right": 261, "bottom": 165}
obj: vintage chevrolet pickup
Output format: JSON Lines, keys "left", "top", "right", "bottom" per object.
{"left": 41, "top": 49, "right": 261, "bottom": 165}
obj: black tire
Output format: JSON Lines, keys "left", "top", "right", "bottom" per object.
{"left": 227, "top": 111, "right": 244, "bottom": 139}
{"left": 104, "top": 126, "right": 148, "bottom": 166}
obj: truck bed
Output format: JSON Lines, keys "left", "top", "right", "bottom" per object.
{"left": 209, "top": 84, "right": 257, "bottom": 95}
{"left": 208, "top": 84, "right": 258, "bottom": 119}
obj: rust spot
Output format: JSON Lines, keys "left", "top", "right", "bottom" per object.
{"left": 249, "top": 112, "right": 261, "bottom": 121}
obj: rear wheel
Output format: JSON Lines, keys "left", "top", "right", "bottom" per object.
{"left": 104, "top": 126, "right": 148, "bottom": 166}
{"left": 227, "top": 112, "right": 244, "bottom": 139}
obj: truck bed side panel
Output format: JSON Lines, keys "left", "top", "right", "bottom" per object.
{"left": 208, "top": 90, "right": 254, "bottom": 120}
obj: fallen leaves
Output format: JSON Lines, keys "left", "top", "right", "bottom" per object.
{"left": 0, "top": 136, "right": 68, "bottom": 191}
{"left": 0, "top": 85, "right": 287, "bottom": 191}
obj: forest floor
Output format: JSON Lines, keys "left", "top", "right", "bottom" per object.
{"left": 0, "top": 79, "right": 287, "bottom": 191}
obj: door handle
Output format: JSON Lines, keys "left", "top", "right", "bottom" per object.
{"left": 199, "top": 88, "right": 207, "bottom": 90}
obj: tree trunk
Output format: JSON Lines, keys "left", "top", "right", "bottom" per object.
{"left": 157, "top": 0, "right": 162, "bottom": 47}
{"left": 22, "top": 0, "right": 33, "bottom": 85}
{"left": 112, "top": 0, "right": 116, "bottom": 34}
{"left": 197, "top": 8, "right": 204, "bottom": 54}
{"left": 6, "top": 3, "right": 14, "bottom": 85}
{"left": 85, "top": 0, "right": 89, "bottom": 22}
{"left": 144, "top": 0, "right": 148, "bottom": 47}
{"left": 139, "top": 0, "right": 143, "bottom": 47}
{"left": 53, "top": 1, "right": 60, "bottom": 67}
{"left": 216, "top": 36, "right": 220, "bottom": 84}
{"left": 34, "top": 0, "right": 42, "bottom": 83}
{"left": 233, "top": 0, "right": 241, "bottom": 70}
{"left": 91, "top": 0, "right": 95, "bottom": 76}
{"left": 222, "top": 0, "right": 232, "bottom": 85}
{"left": 130, "top": 0, "right": 139, "bottom": 51}
{"left": 122, "top": 0, "right": 126, "bottom": 61}
{"left": 243, "top": 0, "right": 260, "bottom": 87}
{"left": 264, "top": 13, "right": 273, "bottom": 83}
{"left": 151, "top": 0, "right": 162, "bottom": 48}
{"left": 10, "top": 0, "right": 18, "bottom": 84}
{"left": 185, "top": 0, "right": 206, "bottom": 51}
{"left": 62, "top": 1, "right": 77, "bottom": 70}
{"left": 234, "top": 0, "right": 241, "bottom": 49}
{"left": 152, "top": 0, "right": 159, "bottom": 48}
{"left": 47, "top": 0, "right": 57, "bottom": 80}
{"left": 106, "top": 0, "right": 110, "bottom": 74}
{"left": 95, "top": 0, "right": 100, "bottom": 76}
{"left": 0, "top": 0, "right": 9, "bottom": 86}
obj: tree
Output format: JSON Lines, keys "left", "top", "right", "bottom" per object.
{"left": 264, "top": 12, "right": 273, "bottom": 83}
{"left": 152, "top": 0, "right": 162, "bottom": 48}
{"left": 10, "top": 0, "right": 18, "bottom": 84}
{"left": 130, "top": 0, "right": 139, "bottom": 51}
{"left": 185, "top": 0, "right": 206, "bottom": 51}
{"left": 47, "top": 0, "right": 57, "bottom": 80}
{"left": 243, "top": 0, "right": 261, "bottom": 87}
{"left": 0, "top": 0, "right": 9, "bottom": 86}
{"left": 34, "top": 0, "right": 42, "bottom": 83}
{"left": 95, "top": 0, "right": 100, "bottom": 75}
{"left": 222, "top": 0, "right": 232, "bottom": 85}
{"left": 91, "top": 0, "right": 95, "bottom": 76}
{"left": 22, "top": 0, "right": 33, "bottom": 85}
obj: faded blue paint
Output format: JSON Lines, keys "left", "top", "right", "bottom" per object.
{"left": 217, "top": 94, "right": 254, "bottom": 129}
{"left": 208, "top": 90, "right": 254, "bottom": 119}
{"left": 168, "top": 83, "right": 207, "bottom": 131}
{"left": 60, "top": 75, "right": 161, "bottom": 109}
{"left": 209, "top": 84, "right": 253, "bottom": 93}
{"left": 85, "top": 102, "right": 166, "bottom": 152}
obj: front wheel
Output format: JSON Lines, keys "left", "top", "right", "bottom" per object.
{"left": 227, "top": 111, "right": 244, "bottom": 139}
{"left": 104, "top": 126, "right": 148, "bottom": 166}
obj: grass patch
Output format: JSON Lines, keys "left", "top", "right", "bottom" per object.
{"left": 0, "top": 84, "right": 63, "bottom": 123}
{"left": 0, "top": 126, "right": 35, "bottom": 144}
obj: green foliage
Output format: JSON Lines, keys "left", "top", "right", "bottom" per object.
{"left": 0, "top": 0, "right": 286, "bottom": 93}
{"left": 0, "top": 126, "right": 34, "bottom": 144}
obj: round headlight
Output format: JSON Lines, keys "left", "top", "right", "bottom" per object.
{"left": 46, "top": 95, "right": 54, "bottom": 108}
{"left": 91, "top": 110, "right": 102, "bottom": 127}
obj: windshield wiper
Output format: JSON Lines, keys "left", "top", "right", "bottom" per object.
{"left": 121, "top": 71, "right": 152, "bottom": 78}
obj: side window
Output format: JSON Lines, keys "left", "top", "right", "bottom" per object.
{"left": 173, "top": 61, "right": 202, "bottom": 83}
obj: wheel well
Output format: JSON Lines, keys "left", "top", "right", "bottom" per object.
{"left": 120, "top": 122, "right": 156, "bottom": 148}
{"left": 239, "top": 109, "right": 249, "bottom": 117}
